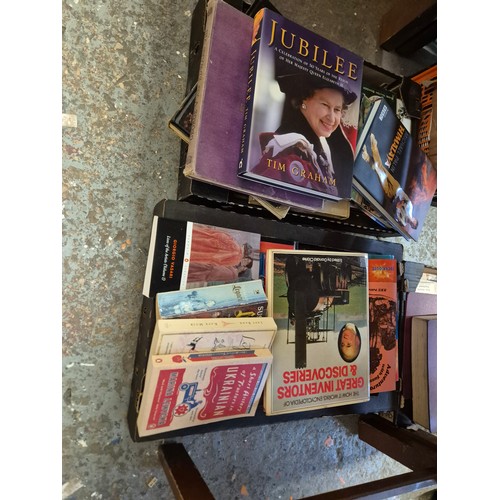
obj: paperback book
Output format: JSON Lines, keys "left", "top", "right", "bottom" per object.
{"left": 142, "top": 215, "right": 261, "bottom": 298}
{"left": 352, "top": 97, "right": 437, "bottom": 241}
{"left": 150, "top": 316, "right": 277, "bottom": 355}
{"left": 263, "top": 249, "right": 370, "bottom": 415}
{"left": 368, "top": 256, "right": 398, "bottom": 393}
{"left": 183, "top": 0, "right": 352, "bottom": 219}
{"left": 156, "top": 280, "right": 268, "bottom": 320}
{"left": 237, "top": 8, "right": 364, "bottom": 201}
{"left": 136, "top": 349, "right": 273, "bottom": 436}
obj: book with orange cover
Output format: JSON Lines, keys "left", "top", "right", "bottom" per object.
{"left": 368, "top": 257, "right": 398, "bottom": 393}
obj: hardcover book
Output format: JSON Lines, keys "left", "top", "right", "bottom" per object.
{"left": 136, "top": 349, "right": 273, "bottom": 436}
{"left": 263, "top": 249, "right": 370, "bottom": 415}
{"left": 237, "top": 8, "right": 364, "bottom": 201}
{"left": 352, "top": 98, "right": 437, "bottom": 241}
{"left": 368, "top": 256, "right": 398, "bottom": 394}
{"left": 150, "top": 316, "right": 277, "bottom": 355}
{"left": 156, "top": 279, "right": 268, "bottom": 320}
{"left": 183, "top": 0, "right": 351, "bottom": 218}
{"left": 410, "top": 315, "right": 437, "bottom": 433}
{"left": 142, "top": 215, "right": 261, "bottom": 298}
{"left": 401, "top": 292, "right": 437, "bottom": 402}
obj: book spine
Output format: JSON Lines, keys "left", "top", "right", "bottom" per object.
{"left": 158, "top": 301, "right": 268, "bottom": 320}
{"left": 156, "top": 279, "right": 268, "bottom": 320}
{"left": 237, "top": 9, "right": 265, "bottom": 176}
{"left": 184, "top": 0, "right": 217, "bottom": 177}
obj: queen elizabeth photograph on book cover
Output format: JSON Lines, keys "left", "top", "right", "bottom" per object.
{"left": 238, "top": 8, "right": 363, "bottom": 201}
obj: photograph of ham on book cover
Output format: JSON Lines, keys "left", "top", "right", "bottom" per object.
{"left": 142, "top": 215, "right": 261, "bottom": 298}
{"left": 263, "top": 250, "right": 370, "bottom": 416}
{"left": 237, "top": 7, "right": 364, "bottom": 201}
{"left": 136, "top": 349, "right": 273, "bottom": 437}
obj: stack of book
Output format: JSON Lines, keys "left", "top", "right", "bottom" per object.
{"left": 136, "top": 215, "right": 281, "bottom": 436}
{"left": 169, "top": 0, "right": 437, "bottom": 241}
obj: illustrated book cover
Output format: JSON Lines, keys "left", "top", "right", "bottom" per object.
{"left": 263, "top": 249, "right": 370, "bottom": 415}
{"left": 150, "top": 316, "right": 277, "bottom": 355}
{"left": 410, "top": 315, "right": 437, "bottom": 433}
{"left": 156, "top": 279, "right": 268, "bottom": 320}
{"left": 352, "top": 97, "right": 437, "bottom": 241}
{"left": 368, "top": 256, "right": 398, "bottom": 394}
{"left": 136, "top": 349, "right": 273, "bottom": 436}
{"left": 183, "top": 0, "right": 351, "bottom": 217}
{"left": 401, "top": 292, "right": 437, "bottom": 401}
{"left": 142, "top": 215, "right": 261, "bottom": 298}
{"left": 237, "top": 7, "right": 364, "bottom": 201}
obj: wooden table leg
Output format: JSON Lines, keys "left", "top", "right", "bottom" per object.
{"left": 158, "top": 442, "right": 215, "bottom": 500}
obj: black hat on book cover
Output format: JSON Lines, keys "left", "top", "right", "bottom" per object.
{"left": 276, "top": 72, "right": 358, "bottom": 106}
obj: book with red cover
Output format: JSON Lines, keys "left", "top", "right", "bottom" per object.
{"left": 136, "top": 349, "right": 273, "bottom": 436}
{"left": 183, "top": 0, "right": 347, "bottom": 215}
{"left": 368, "top": 257, "right": 398, "bottom": 394}
{"left": 401, "top": 292, "right": 437, "bottom": 401}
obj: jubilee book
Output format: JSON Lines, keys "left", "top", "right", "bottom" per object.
{"left": 263, "top": 249, "right": 370, "bottom": 415}
{"left": 368, "top": 256, "right": 398, "bottom": 393}
{"left": 156, "top": 279, "right": 268, "bottom": 320}
{"left": 142, "top": 216, "right": 261, "bottom": 297}
{"left": 352, "top": 97, "right": 437, "bottom": 241}
{"left": 183, "top": 0, "right": 350, "bottom": 218}
{"left": 136, "top": 349, "right": 273, "bottom": 436}
{"left": 237, "top": 7, "right": 364, "bottom": 201}
{"left": 150, "top": 316, "right": 277, "bottom": 355}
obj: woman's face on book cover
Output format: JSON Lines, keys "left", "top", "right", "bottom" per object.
{"left": 301, "top": 88, "right": 344, "bottom": 138}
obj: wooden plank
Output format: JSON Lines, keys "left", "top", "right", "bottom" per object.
{"left": 302, "top": 469, "right": 436, "bottom": 499}
{"left": 358, "top": 414, "right": 437, "bottom": 471}
{"left": 158, "top": 442, "right": 215, "bottom": 500}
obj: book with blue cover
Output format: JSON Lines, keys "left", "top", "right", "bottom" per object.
{"left": 237, "top": 7, "right": 364, "bottom": 201}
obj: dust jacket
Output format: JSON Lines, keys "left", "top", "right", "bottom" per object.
{"left": 142, "top": 215, "right": 261, "bottom": 297}
{"left": 352, "top": 98, "right": 437, "bottom": 241}
{"left": 237, "top": 8, "right": 364, "bottom": 201}
{"left": 263, "top": 249, "right": 370, "bottom": 415}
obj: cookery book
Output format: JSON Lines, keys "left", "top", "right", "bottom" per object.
{"left": 368, "top": 256, "right": 398, "bottom": 393}
{"left": 156, "top": 280, "right": 268, "bottom": 320}
{"left": 150, "top": 316, "right": 277, "bottom": 355}
{"left": 237, "top": 7, "right": 364, "bottom": 201}
{"left": 183, "top": 0, "right": 351, "bottom": 218}
{"left": 352, "top": 98, "right": 437, "bottom": 241}
{"left": 136, "top": 349, "right": 273, "bottom": 436}
{"left": 142, "top": 215, "right": 261, "bottom": 298}
{"left": 263, "top": 249, "right": 370, "bottom": 415}
{"left": 410, "top": 315, "right": 437, "bottom": 433}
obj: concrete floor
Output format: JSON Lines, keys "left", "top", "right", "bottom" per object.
{"left": 62, "top": 0, "right": 437, "bottom": 498}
